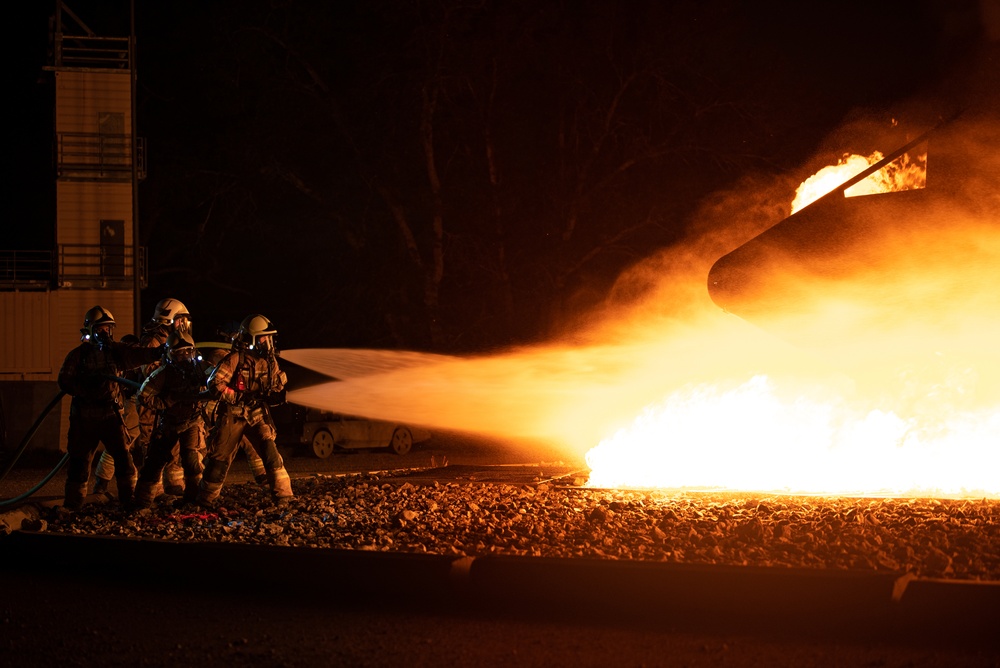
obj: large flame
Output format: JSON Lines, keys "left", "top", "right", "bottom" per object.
{"left": 584, "top": 144, "right": 1000, "bottom": 498}
{"left": 585, "top": 375, "right": 1000, "bottom": 496}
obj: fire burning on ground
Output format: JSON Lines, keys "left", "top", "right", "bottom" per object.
{"left": 288, "top": 113, "right": 1000, "bottom": 500}
{"left": 584, "top": 374, "right": 1000, "bottom": 496}
{"left": 589, "top": 135, "right": 1000, "bottom": 498}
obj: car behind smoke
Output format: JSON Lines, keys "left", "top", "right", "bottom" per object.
{"left": 272, "top": 403, "right": 430, "bottom": 457}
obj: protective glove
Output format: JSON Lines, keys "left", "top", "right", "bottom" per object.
{"left": 274, "top": 370, "right": 288, "bottom": 391}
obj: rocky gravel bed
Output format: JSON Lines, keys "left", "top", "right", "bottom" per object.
{"left": 33, "top": 471, "right": 1000, "bottom": 581}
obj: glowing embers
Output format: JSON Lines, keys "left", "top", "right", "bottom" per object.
{"left": 585, "top": 375, "right": 1000, "bottom": 498}
{"left": 789, "top": 150, "right": 927, "bottom": 214}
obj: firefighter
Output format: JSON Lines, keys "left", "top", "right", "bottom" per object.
{"left": 92, "top": 298, "right": 192, "bottom": 495}
{"left": 202, "top": 322, "right": 269, "bottom": 488}
{"left": 132, "top": 331, "right": 209, "bottom": 508}
{"left": 90, "top": 333, "right": 140, "bottom": 495}
{"left": 197, "top": 314, "right": 294, "bottom": 507}
{"left": 57, "top": 306, "right": 161, "bottom": 510}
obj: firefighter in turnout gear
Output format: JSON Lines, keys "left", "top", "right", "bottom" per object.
{"left": 132, "top": 331, "right": 210, "bottom": 508}
{"left": 91, "top": 334, "right": 141, "bottom": 496}
{"left": 197, "top": 315, "right": 293, "bottom": 507}
{"left": 93, "top": 298, "right": 192, "bottom": 495}
{"left": 201, "top": 323, "right": 269, "bottom": 488}
{"left": 57, "top": 307, "right": 161, "bottom": 510}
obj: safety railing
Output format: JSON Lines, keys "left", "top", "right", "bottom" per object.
{"left": 0, "top": 246, "right": 149, "bottom": 290}
{"left": 53, "top": 34, "right": 130, "bottom": 69}
{"left": 57, "top": 244, "right": 147, "bottom": 289}
{"left": 0, "top": 251, "right": 54, "bottom": 290}
{"left": 56, "top": 133, "right": 146, "bottom": 182}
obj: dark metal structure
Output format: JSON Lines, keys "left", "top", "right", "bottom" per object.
{"left": 706, "top": 109, "right": 982, "bottom": 353}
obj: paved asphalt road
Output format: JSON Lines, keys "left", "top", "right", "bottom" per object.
{"left": 2, "top": 435, "right": 998, "bottom": 667}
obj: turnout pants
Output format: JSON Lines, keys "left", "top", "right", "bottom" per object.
{"left": 95, "top": 401, "right": 185, "bottom": 490}
{"left": 134, "top": 423, "right": 206, "bottom": 506}
{"left": 197, "top": 408, "right": 292, "bottom": 505}
{"left": 240, "top": 438, "right": 268, "bottom": 484}
{"left": 64, "top": 413, "right": 136, "bottom": 509}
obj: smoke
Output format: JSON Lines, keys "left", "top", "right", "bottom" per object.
{"left": 284, "top": 171, "right": 837, "bottom": 457}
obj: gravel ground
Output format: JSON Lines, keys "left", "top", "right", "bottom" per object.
{"left": 32, "top": 469, "right": 1000, "bottom": 581}
{"left": 6, "top": 461, "right": 1000, "bottom": 668}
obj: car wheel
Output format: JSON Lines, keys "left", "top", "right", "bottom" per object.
{"left": 311, "top": 429, "right": 335, "bottom": 459}
{"left": 389, "top": 426, "right": 413, "bottom": 455}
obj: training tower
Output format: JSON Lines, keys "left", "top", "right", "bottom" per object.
{"left": 0, "top": 1, "right": 145, "bottom": 455}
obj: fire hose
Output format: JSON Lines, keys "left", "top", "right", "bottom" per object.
{"left": 0, "top": 391, "right": 68, "bottom": 508}
{"left": 0, "top": 371, "right": 215, "bottom": 507}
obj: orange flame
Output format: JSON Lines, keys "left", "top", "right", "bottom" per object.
{"left": 584, "top": 146, "right": 1000, "bottom": 499}
{"left": 789, "top": 151, "right": 927, "bottom": 214}
{"left": 585, "top": 374, "right": 1000, "bottom": 496}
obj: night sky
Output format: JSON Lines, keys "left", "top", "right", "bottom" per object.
{"left": 10, "top": 0, "right": 993, "bottom": 352}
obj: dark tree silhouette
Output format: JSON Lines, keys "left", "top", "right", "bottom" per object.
{"left": 131, "top": 0, "right": 977, "bottom": 351}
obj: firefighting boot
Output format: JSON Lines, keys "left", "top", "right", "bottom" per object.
{"left": 163, "top": 461, "right": 186, "bottom": 497}
{"left": 115, "top": 471, "right": 137, "bottom": 506}
{"left": 268, "top": 466, "right": 294, "bottom": 504}
{"left": 197, "top": 458, "right": 226, "bottom": 507}
{"left": 132, "top": 480, "right": 158, "bottom": 509}
{"left": 182, "top": 473, "right": 203, "bottom": 505}
{"left": 92, "top": 477, "right": 111, "bottom": 495}
{"left": 140, "top": 480, "right": 164, "bottom": 501}
{"left": 196, "top": 479, "right": 223, "bottom": 508}
{"left": 64, "top": 479, "right": 89, "bottom": 511}
{"left": 197, "top": 457, "right": 232, "bottom": 507}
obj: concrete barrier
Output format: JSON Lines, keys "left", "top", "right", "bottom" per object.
{"left": 3, "top": 528, "right": 998, "bottom": 646}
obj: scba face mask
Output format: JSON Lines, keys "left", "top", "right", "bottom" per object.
{"left": 252, "top": 335, "right": 277, "bottom": 355}
{"left": 91, "top": 327, "right": 114, "bottom": 350}
{"left": 169, "top": 346, "right": 200, "bottom": 366}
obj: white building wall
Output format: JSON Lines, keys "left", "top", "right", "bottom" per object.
{"left": 0, "top": 289, "right": 135, "bottom": 382}
{"left": 55, "top": 181, "right": 133, "bottom": 246}
{"left": 54, "top": 70, "right": 132, "bottom": 133}
{"left": 0, "top": 292, "right": 53, "bottom": 379}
